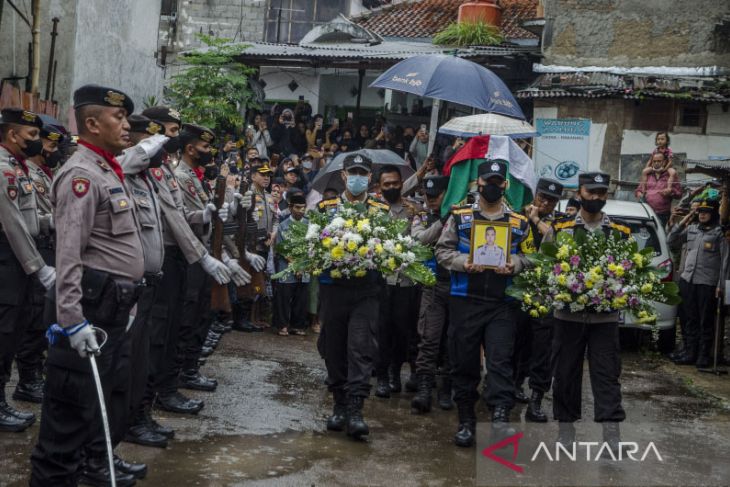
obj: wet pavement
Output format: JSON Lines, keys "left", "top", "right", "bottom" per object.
{"left": 2, "top": 329, "right": 729, "bottom": 486}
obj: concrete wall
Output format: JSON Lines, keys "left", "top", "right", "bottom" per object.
{"left": 542, "top": 0, "right": 730, "bottom": 67}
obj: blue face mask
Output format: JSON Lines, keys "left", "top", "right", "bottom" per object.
{"left": 346, "top": 174, "right": 369, "bottom": 196}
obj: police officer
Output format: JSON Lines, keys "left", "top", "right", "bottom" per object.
{"left": 410, "top": 175, "right": 454, "bottom": 414}
{"left": 12, "top": 122, "right": 65, "bottom": 404}
{"left": 667, "top": 195, "right": 728, "bottom": 368}
{"left": 30, "top": 85, "right": 143, "bottom": 486}
{"left": 322, "top": 153, "right": 389, "bottom": 440}
{"left": 514, "top": 178, "right": 564, "bottom": 421}
{"left": 138, "top": 108, "right": 233, "bottom": 421}
{"left": 374, "top": 164, "right": 420, "bottom": 398}
{"left": 0, "top": 108, "right": 55, "bottom": 432}
{"left": 550, "top": 172, "right": 630, "bottom": 450}
{"left": 435, "top": 159, "right": 534, "bottom": 447}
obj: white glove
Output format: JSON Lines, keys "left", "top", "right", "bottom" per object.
{"left": 203, "top": 203, "right": 216, "bottom": 224}
{"left": 200, "top": 253, "right": 231, "bottom": 285}
{"left": 37, "top": 265, "right": 56, "bottom": 290}
{"left": 246, "top": 251, "right": 266, "bottom": 273}
{"left": 218, "top": 202, "right": 230, "bottom": 222}
{"left": 226, "top": 259, "right": 252, "bottom": 287}
{"left": 136, "top": 134, "right": 169, "bottom": 159}
{"left": 67, "top": 321, "right": 100, "bottom": 358}
{"left": 231, "top": 190, "right": 253, "bottom": 217}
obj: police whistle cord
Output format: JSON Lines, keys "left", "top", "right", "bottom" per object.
{"left": 46, "top": 324, "right": 116, "bottom": 487}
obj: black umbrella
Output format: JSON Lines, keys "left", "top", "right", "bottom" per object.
{"left": 311, "top": 149, "right": 415, "bottom": 193}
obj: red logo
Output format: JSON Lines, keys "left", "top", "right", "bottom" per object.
{"left": 482, "top": 432, "right": 524, "bottom": 473}
{"left": 72, "top": 177, "right": 91, "bottom": 198}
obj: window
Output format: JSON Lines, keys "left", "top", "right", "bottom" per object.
{"left": 160, "top": 0, "right": 177, "bottom": 17}
{"left": 679, "top": 106, "right": 701, "bottom": 127}
{"left": 675, "top": 103, "right": 706, "bottom": 134}
{"left": 265, "top": 0, "right": 350, "bottom": 44}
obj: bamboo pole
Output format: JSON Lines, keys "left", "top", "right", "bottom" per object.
{"left": 30, "top": 0, "right": 41, "bottom": 95}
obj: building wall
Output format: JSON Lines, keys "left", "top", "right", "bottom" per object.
{"left": 542, "top": 0, "right": 730, "bottom": 68}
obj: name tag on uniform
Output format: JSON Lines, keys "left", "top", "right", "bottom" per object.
{"left": 109, "top": 187, "right": 125, "bottom": 195}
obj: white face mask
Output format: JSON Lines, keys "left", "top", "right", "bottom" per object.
{"left": 303, "top": 161, "right": 313, "bottom": 170}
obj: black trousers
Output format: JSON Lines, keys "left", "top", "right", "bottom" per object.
{"left": 273, "top": 281, "right": 309, "bottom": 329}
{"left": 552, "top": 319, "right": 625, "bottom": 423}
{"left": 448, "top": 297, "right": 516, "bottom": 408}
{"left": 320, "top": 281, "right": 380, "bottom": 398}
{"left": 150, "top": 247, "right": 187, "bottom": 398}
{"left": 30, "top": 325, "right": 131, "bottom": 487}
{"left": 179, "top": 261, "right": 212, "bottom": 373}
{"left": 513, "top": 310, "right": 532, "bottom": 389}
{"left": 375, "top": 284, "right": 420, "bottom": 378}
{"left": 415, "top": 279, "right": 450, "bottom": 378}
{"left": 126, "top": 279, "right": 159, "bottom": 423}
{"left": 513, "top": 311, "right": 554, "bottom": 394}
{"left": 680, "top": 279, "right": 717, "bottom": 359}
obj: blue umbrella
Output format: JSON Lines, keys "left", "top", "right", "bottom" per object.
{"left": 369, "top": 54, "right": 525, "bottom": 120}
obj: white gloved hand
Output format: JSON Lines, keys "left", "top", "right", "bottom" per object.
{"left": 226, "top": 259, "right": 252, "bottom": 287}
{"left": 136, "top": 134, "right": 169, "bottom": 159}
{"left": 218, "top": 202, "right": 230, "bottom": 222}
{"left": 245, "top": 251, "right": 266, "bottom": 273}
{"left": 200, "top": 253, "right": 231, "bottom": 285}
{"left": 236, "top": 190, "right": 253, "bottom": 211}
{"left": 203, "top": 203, "right": 216, "bottom": 224}
{"left": 37, "top": 265, "right": 56, "bottom": 290}
{"left": 67, "top": 321, "right": 100, "bottom": 358}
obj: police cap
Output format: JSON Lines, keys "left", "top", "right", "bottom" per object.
{"left": 536, "top": 178, "right": 564, "bottom": 199}
{"left": 141, "top": 106, "right": 182, "bottom": 125}
{"left": 422, "top": 175, "right": 449, "bottom": 196}
{"left": 343, "top": 153, "right": 373, "bottom": 173}
{"left": 579, "top": 172, "right": 610, "bottom": 190}
{"left": 127, "top": 114, "right": 166, "bottom": 136}
{"left": 477, "top": 159, "right": 507, "bottom": 181}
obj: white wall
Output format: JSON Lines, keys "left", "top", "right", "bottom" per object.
{"left": 707, "top": 104, "right": 730, "bottom": 136}
{"left": 260, "top": 67, "right": 322, "bottom": 106}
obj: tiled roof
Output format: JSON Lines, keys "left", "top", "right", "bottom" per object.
{"left": 352, "top": 0, "right": 538, "bottom": 41}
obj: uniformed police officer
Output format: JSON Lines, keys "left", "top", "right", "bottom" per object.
{"left": 410, "top": 175, "right": 454, "bottom": 414}
{"left": 667, "top": 195, "right": 728, "bottom": 368}
{"left": 12, "top": 122, "right": 65, "bottom": 405}
{"left": 435, "top": 159, "right": 534, "bottom": 447}
{"left": 550, "top": 172, "right": 630, "bottom": 450}
{"left": 514, "top": 178, "right": 564, "bottom": 422}
{"left": 30, "top": 85, "right": 143, "bottom": 487}
{"left": 322, "top": 153, "right": 389, "bottom": 440}
{"left": 0, "top": 108, "right": 55, "bottom": 433}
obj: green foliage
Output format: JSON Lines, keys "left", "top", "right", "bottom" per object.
{"left": 166, "top": 34, "right": 258, "bottom": 132}
{"left": 142, "top": 95, "right": 160, "bottom": 109}
{"left": 433, "top": 21, "right": 503, "bottom": 47}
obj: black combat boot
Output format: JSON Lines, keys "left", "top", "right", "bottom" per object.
{"left": 326, "top": 390, "right": 348, "bottom": 432}
{"left": 374, "top": 376, "right": 391, "bottom": 398}
{"left": 514, "top": 384, "right": 529, "bottom": 403}
{"left": 179, "top": 370, "right": 217, "bottom": 392}
{"left": 454, "top": 402, "right": 477, "bottom": 447}
{"left": 410, "top": 374, "right": 433, "bottom": 413}
{"left": 124, "top": 407, "right": 168, "bottom": 448}
{"left": 0, "top": 390, "right": 35, "bottom": 423}
{"left": 0, "top": 392, "right": 34, "bottom": 432}
{"left": 525, "top": 390, "right": 548, "bottom": 423}
{"left": 437, "top": 376, "right": 454, "bottom": 410}
{"left": 81, "top": 456, "right": 137, "bottom": 487}
{"left": 144, "top": 404, "right": 175, "bottom": 439}
{"left": 491, "top": 406, "right": 516, "bottom": 438}
{"left": 389, "top": 363, "right": 402, "bottom": 393}
{"left": 12, "top": 379, "right": 44, "bottom": 403}
{"left": 346, "top": 396, "right": 369, "bottom": 439}
{"left": 113, "top": 454, "right": 148, "bottom": 479}
{"left": 156, "top": 391, "right": 204, "bottom": 415}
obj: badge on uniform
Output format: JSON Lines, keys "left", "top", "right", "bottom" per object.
{"left": 187, "top": 180, "right": 196, "bottom": 196}
{"left": 151, "top": 168, "right": 163, "bottom": 181}
{"left": 72, "top": 177, "right": 90, "bottom": 198}
{"left": 34, "top": 181, "right": 46, "bottom": 194}
{"left": 704, "top": 242, "right": 714, "bottom": 250}
{"left": 7, "top": 185, "right": 18, "bottom": 200}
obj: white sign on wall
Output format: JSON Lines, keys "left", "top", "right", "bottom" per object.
{"left": 534, "top": 118, "right": 592, "bottom": 188}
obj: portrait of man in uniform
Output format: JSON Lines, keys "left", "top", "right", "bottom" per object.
{"left": 470, "top": 221, "right": 510, "bottom": 268}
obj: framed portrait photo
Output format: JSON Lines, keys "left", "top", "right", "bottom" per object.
{"left": 469, "top": 220, "right": 512, "bottom": 269}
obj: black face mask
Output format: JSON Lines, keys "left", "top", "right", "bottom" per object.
{"left": 163, "top": 136, "right": 180, "bottom": 154}
{"left": 148, "top": 149, "right": 165, "bottom": 168}
{"left": 21, "top": 137, "right": 43, "bottom": 158}
{"left": 204, "top": 164, "right": 218, "bottom": 180}
{"left": 196, "top": 149, "right": 213, "bottom": 165}
{"left": 43, "top": 150, "right": 63, "bottom": 169}
{"left": 479, "top": 183, "right": 503, "bottom": 203}
{"left": 382, "top": 187, "right": 402, "bottom": 204}
{"left": 582, "top": 199, "right": 606, "bottom": 214}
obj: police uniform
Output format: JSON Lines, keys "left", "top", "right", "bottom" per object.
{"left": 514, "top": 178, "right": 564, "bottom": 422}
{"left": 321, "top": 154, "right": 388, "bottom": 440}
{"left": 12, "top": 123, "right": 64, "bottom": 404}
{"left": 549, "top": 173, "right": 629, "bottom": 435}
{"left": 30, "top": 85, "right": 146, "bottom": 486}
{"left": 410, "top": 175, "right": 454, "bottom": 414}
{"left": 0, "top": 108, "right": 48, "bottom": 432}
{"left": 667, "top": 198, "right": 728, "bottom": 367}
{"left": 435, "top": 160, "right": 534, "bottom": 447}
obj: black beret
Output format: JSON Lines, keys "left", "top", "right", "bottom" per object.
{"left": 0, "top": 108, "right": 43, "bottom": 128}
{"left": 343, "top": 153, "right": 372, "bottom": 172}
{"left": 477, "top": 159, "right": 508, "bottom": 180}
{"left": 127, "top": 114, "right": 166, "bottom": 136}
{"left": 422, "top": 175, "right": 449, "bottom": 196}
{"left": 578, "top": 172, "right": 610, "bottom": 190}
{"left": 536, "top": 178, "right": 564, "bottom": 199}
{"left": 180, "top": 123, "right": 215, "bottom": 144}
{"left": 141, "top": 106, "right": 182, "bottom": 125}
{"left": 73, "top": 84, "right": 134, "bottom": 114}
{"left": 287, "top": 188, "right": 306, "bottom": 205}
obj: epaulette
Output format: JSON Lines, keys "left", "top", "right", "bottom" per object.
{"left": 452, "top": 205, "right": 473, "bottom": 215}
{"left": 554, "top": 218, "right": 577, "bottom": 230}
{"left": 610, "top": 222, "right": 631, "bottom": 235}
{"left": 318, "top": 198, "right": 339, "bottom": 209}
{"left": 510, "top": 212, "right": 527, "bottom": 222}
{"left": 367, "top": 199, "right": 390, "bottom": 211}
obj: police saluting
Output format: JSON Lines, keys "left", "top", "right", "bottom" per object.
{"left": 550, "top": 172, "right": 630, "bottom": 452}
{"left": 436, "top": 160, "right": 534, "bottom": 447}
{"left": 0, "top": 108, "right": 55, "bottom": 433}
{"left": 30, "top": 85, "right": 144, "bottom": 486}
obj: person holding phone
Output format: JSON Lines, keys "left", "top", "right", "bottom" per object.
{"left": 409, "top": 125, "right": 430, "bottom": 169}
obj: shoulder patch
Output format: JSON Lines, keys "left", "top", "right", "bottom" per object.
{"left": 150, "top": 168, "right": 163, "bottom": 181}
{"left": 187, "top": 180, "right": 196, "bottom": 196}
{"left": 7, "top": 185, "right": 17, "bottom": 200}
{"left": 72, "top": 177, "right": 91, "bottom": 198}
{"left": 452, "top": 207, "right": 473, "bottom": 215}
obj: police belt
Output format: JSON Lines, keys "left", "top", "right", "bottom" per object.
{"left": 80, "top": 267, "right": 144, "bottom": 329}
{"left": 142, "top": 271, "right": 164, "bottom": 287}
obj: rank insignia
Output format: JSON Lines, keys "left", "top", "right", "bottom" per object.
{"left": 200, "top": 131, "right": 214, "bottom": 142}
{"left": 34, "top": 181, "right": 46, "bottom": 194}
{"left": 146, "top": 122, "right": 162, "bottom": 135}
{"left": 46, "top": 132, "right": 61, "bottom": 142}
{"left": 104, "top": 91, "right": 125, "bottom": 107}
{"left": 72, "top": 177, "right": 90, "bottom": 198}
{"left": 704, "top": 242, "right": 714, "bottom": 250}
{"left": 7, "top": 185, "right": 17, "bottom": 200}
{"left": 21, "top": 111, "right": 37, "bottom": 123}
{"left": 119, "top": 199, "right": 128, "bottom": 208}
